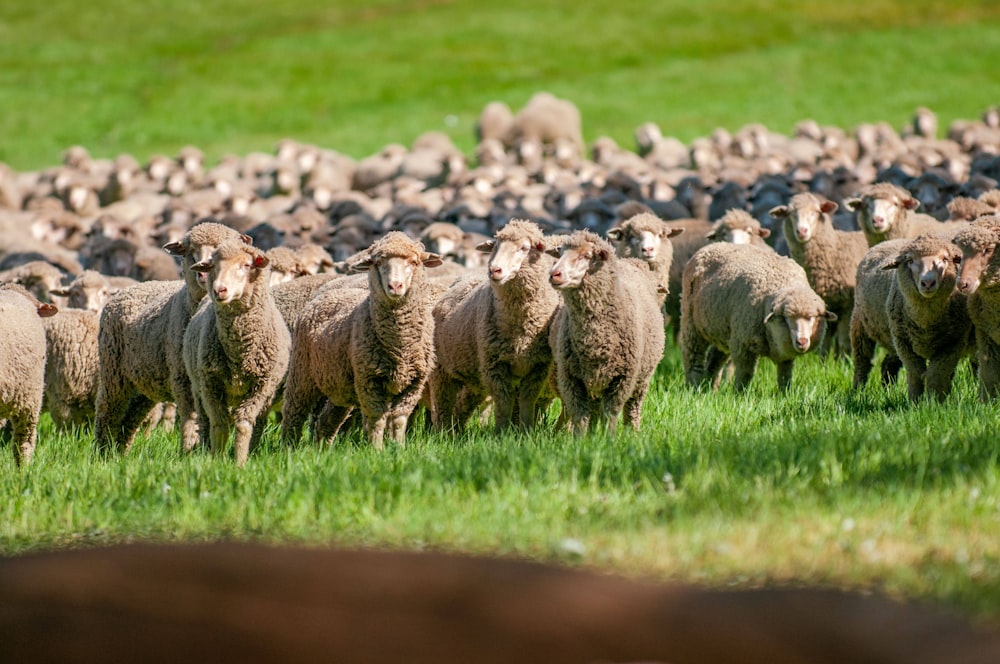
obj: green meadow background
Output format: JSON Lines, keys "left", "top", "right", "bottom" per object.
{"left": 2, "top": 0, "right": 1000, "bottom": 623}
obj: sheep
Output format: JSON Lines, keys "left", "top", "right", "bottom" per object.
{"left": 49, "top": 270, "right": 113, "bottom": 312}
{"left": 42, "top": 307, "right": 101, "bottom": 430}
{"left": 0, "top": 260, "right": 72, "bottom": 306}
{"left": 769, "top": 193, "right": 870, "bottom": 355}
{"left": 430, "top": 220, "right": 561, "bottom": 432}
{"left": 264, "top": 246, "right": 308, "bottom": 286}
{"left": 505, "top": 92, "right": 584, "bottom": 156}
{"left": 419, "top": 221, "right": 490, "bottom": 269}
{"left": 183, "top": 239, "right": 290, "bottom": 465}
{"left": 845, "top": 183, "right": 948, "bottom": 246}
{"left": 0, "top": 283, "right": 57, "bottom": 465}
{"left": 546, "top": 230, "right": 665, "bottom": 433}
{"left": 953, "top": 217, "right": 1000, "bottom": 400}
{"left": 94, "top": 222, "right": 248, "bottom": 454}
{"left": 282, "top": 232, "right": 442, "bottom": 449}
{"left": 881, "top": 234, "right": 972, "bottom": 402}
{"left": 606, "top": 212, "right": 683, "bottom": 305}
{"left": 706, "top": 208, "right": 773, "bottom": 247}
{"left": 850, "top": 240, "right": 909, "bottom": 390}
{"left": 681, "top": 243, "right": 835, "bottom": 392}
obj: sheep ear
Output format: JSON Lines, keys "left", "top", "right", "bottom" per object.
{"left": 163, "top": 241, "right": 187, "bottom": 256}
{"left": 705, "top": 229, "right": 720, "bottom": 240}
{"left": 420, "top": 252, "right": 443, "bottom": 268}
{"left": 352, "top": 257, "right": 374, "bottom": 272}
{"left": 823, "top": 311, "right": 839, "bottom": 322}
{"left": 758, "top": 228, "right": 771, "bottom": 239}
{"left": 49, "top": 286, "right": 71, "bottom": 297}
{"left": 476, "top": 240, "right": 496, "bottom": 253}
{"left": 881, "top": 258, "right": 903, "bottom": 270}
{"left": 190, "top": 260, "right": 213, "bottom": 273}
{"left": 534, "top": 241, "right": 546, "bottom": 252}
{"left": 820, "top": 200, "right": 839, "bottom": 215}
{"left": 596, "top": 248, "right": 610, "bottom": 261}
{"left": 844, "top": 198, "right": 862, "bottom": 211}
{"left": 252, "top": 254, "right": 269, "bottom": 269}
{"left": 763, "top": 311, "right": 778, "bottom": 324}
{"left": 902, "top": 196, "right": 920, "bottom": 211}
{"left": 240, "top": 234, "right": 254, "bottom": 245}
{"left": 666, "top": 227, "right": 684, "bottom": 238}
{"left": 545, "top": 247, "right": 562, "bottom": 257}
{"left": 769, "top": 205, "right": 790, "bottom": 219}
{"left": 606, "top": 228, "right": 623, "bottom": 241}
{"left": 37, "top": 303, "right": 58, "bottom": 318}
{"left": 656, "top": 285, "right": 669, "bottom": 295}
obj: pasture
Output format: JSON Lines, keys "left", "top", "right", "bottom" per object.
{"left": 1, "top": 0, "right": 1000, "bottom": 625}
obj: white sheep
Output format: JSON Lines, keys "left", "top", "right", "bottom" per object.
{"left": 94, "top": 222, "right": 248, "bottom": 454}
{"left": 845, "top": 182, "right": 951, "bottom": 247}
{"left": 282, "top": 232, "right": 442, "bottom": 449}
{"left": 546, "top": 230, "right": 665, "bottom": 433}
{"left": 681, "top": 243, "right": 835, "bottom": 392}
{"left": 606, "top": 212, "right": 683, "bottom": 306}
{"left": 850, "top": 240, "right": 908, "bottom": 390}
{"left": 882, "top": 234, "right": 972, "bottom": 401}
{"left": 0, "top": 283, "right": 57, "bottom": 465}
{"left": 430, "top": 220, "right": 561, "bottom": 432}
{"left": 183, "top": 239, "right": 290, "bottom": 465}
{"left": 769, "top": 193, "right": 870, "bottom": 355}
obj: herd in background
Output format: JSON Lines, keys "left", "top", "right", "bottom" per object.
{"left": 3, "top": 92, "right": 1000, "bottom": 464}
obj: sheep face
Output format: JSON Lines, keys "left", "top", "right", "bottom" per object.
{"left": 770, "top": 196, "right": 837, "bottom": 244}
{"left": 847, "top": 188, "right": 919, "bottom": 238}
{"left": 479, "top": 237, "right": 544, "bottom": 284}
{"left": 50, "top": 273, "right": 111, "bottom": 312}
{"left": 548, "top": 241, "right": 609, "bottom": 290}
{"left": 955, "top": 228, "right": 1000, "bottom": 294}
{"left": 764, "top": 308, "right": 834, "bottom": 355}
{"left": 885, "top": 242, "right": 961, "bottom": 298}
{"left": 607, "top": 216, "right": 683, "bottom": 261}
{"left": 192, "top": 245, "right": 268, "bottom": 306}
{"left": 354, "top": 244, "right": 442, "bottom": 301}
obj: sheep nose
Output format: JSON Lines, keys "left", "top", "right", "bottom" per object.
{"left": 920, "top": 276, "right": 938, "bottom": 291}
{"left": 872, "top": 215, "right": 885, "bottom": 226}
{"left": 641, "top": 246, "right": 655, "bottom": 257}
{"left": 214, "top": 285, "right": 227, "bottom": 298}
{"left": 490, "top": 266, "right": 505, "bottom": 280}
{"left": 550, "top": 269, "right": 563, "bottom": 284}
{"left": 957, "top": 278, "right": 974, "bottom": 293}
{"left": 796, "top": 336, "right": 810, "bottom": 351}
{"left": 387, "top": 281, "right": 404, "bottom": 294}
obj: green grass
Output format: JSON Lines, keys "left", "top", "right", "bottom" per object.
{"left": 4, "top": 346, "right": 1000, "bottom": 621}
{"left": 1, "top": 1, "right": 999, "bottom": 169}
{"left": 3, "top": 0, "right": 1000, "bottom": 623}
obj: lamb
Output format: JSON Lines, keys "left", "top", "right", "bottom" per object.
{"left": 681, "top": 243, "right": 835, "bottom": 392}
{"left": 881, "top": 234, "right": 972, "bottom": 402}
{"left": 429, "top": 220, "right": 561, "bottom": 432}
{"left": 606, "top": 212, "right": 683, "bottom": 305}
{"left": 282, "top": 232, "right": 442, "bottom": 449}
{"left": 42, "top": 307, "right": 101, "bottom": 430}
{"left": 769, "top": 193, "right": 870, "bottom": 355}
{"left": 953, "top": 217, "right": 1000, "bottom": 400}
{"left": 0, "top": 283, "right": 57, "bottom": 465}
{"left": 845, "top": 183, "right": 949, "bottom": 246}
{"left": 850, "top": 240, "right": 908, "bottom": 390}
{"left": 94, "top": 222, "right": 248, "bottom": 454}
{"left": 183, "top": 239, "right": 290, "bottom": 465}
{"left": 546, "top": 230, "right": 665, "bottom": 433}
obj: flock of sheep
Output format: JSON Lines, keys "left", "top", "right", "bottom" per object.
{"left": 3, "top": 92, "right": 1000, "bottom": 465}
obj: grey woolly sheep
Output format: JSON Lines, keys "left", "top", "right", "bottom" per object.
{"left": 953, "top": 216, "right": 1000, "bottom": 400}
{"left": 706, "top": 208, "right": 773, "bottom": 247}
{"left": 183, "top": 239, "right": 290, "bottom": 465}
{"left": 660, "top": 217, "right": 715, "bottom": 340}
{"left": 94, "top": 222, "right": 248, "bottom": 454}
{"left": 0, "top": 260, "right": 72, "bottom": 306}
{"left": 546, "top": 230, "right": 665, "bottom": 433}
{"left": 49, "top": 270, "right": 112, "bottom": 312}
{"left": 606, "top": 212, "right": 683, "bottom": 306}
{"left": 769, "top": 193, "right": 869, "bottom": 356}
{"left": 0, "top": 283, "right": 57, "bottom": 465}
{"left": 681, "top": 243, "right": 835, "bottom": 392}
{"left": 430, "top": 220, "right": 561, "bottom": 432}
{"left": 264, "top": 246, "right": 308, "bottom": 286}
{"left": 882, "top": 234, "right": 971, "bottom": 402}
{"left": 850, "top": 240, "right": 908, "bottom": 390}
{"left": 845, "top": 183, "right": 950, "bottom": 246}
{"left": 282, "top": 232, "right": 442, "bottom": 449}
{"left": 42, "top": 307, "right": 101, "bottom": 430}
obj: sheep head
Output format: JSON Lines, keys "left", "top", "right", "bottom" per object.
{"left": 191, "top": 240, "right": 269, "bottom": 306}
{"left": 607, "top": 213, "right": 683, "bottom": 261}
{"left": 770, "top": 193, "right": 838, "bottom": 244}
{"left": 845, "top": 183, "right": 920, "bottom": 238}
{"left": 763, "top": 290, "right": 835, "bottom": 354}
{"left": 547, "top": 231, "right": 613, "bottom": 290}
{"left": 882, "top": 235, "right": 962, "bottom": 298}
{"left": 954, "top": 217, "right": 1000, "bottom": 294}
{"left": 164, "top": 222, "right": 252, "bottom": 291}
{"left": 706, "top": 209, "right": 770, "bottom": 245}
{"left": 353, "top": 232, "right": 441, "bottom": 301}
{"left": 477, "top": 219, "right": 548, "bottom": 285}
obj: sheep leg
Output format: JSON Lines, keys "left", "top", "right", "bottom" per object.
{"left": 681, "top": 326, "right": 712, "bottom": 388}
{"left": 116, "top": 393, "right": 156, "bottom": 453}
{"left": 232, "top": 419, "right": 254, "bottom": 467}
{"left": 897, "top": 344, "right": 927, "bottom": 402}
{"left": 314, "top": 403, "right": 352, "bottom": 443}
{"left": 730, "top": 347, "right": 759, "bottom": 392}
{"left": 364, "top": 413, "right": 389, "bottom": 451}
{"left": 622, "top": 382, "right": 649, "bottom": 429}
{"left": 705, "top": 347, "right": 729, "bottom": 390}
{"left": 880, "top": 354, "right": 902, "bottom": 385}
{"left": 976, "top": 334, "right": 1000, "bottom": 402}
{"left": 10, "top": 415, "right": 38, "bottom": 467}
{"left": 775, "top": 360, "right": 794, "bottom": 392}
{"left": 851, "top": 320, "right": 876, "bottom": 389}
{"left": 925, "top": 352, "right": 963, "bottom": 402}
{"left": 428, "top": 371, "right": 461, "bottom": 432}
{"left": 281, "top": 371, "right": 322, "bottom": 447}
{"left": 835, "top": 318, "right": 852, "bottom": 361}
{"left": 386, "top": 413, "right": 409, "bottom": 445}
{"left": 515, "top": 373, "right": 548, "bottom": 430}
{"left": 94, "top": 380, "right": 134, "bottom": 454}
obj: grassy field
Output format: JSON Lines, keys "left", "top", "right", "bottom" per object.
{"left": 2, "top": 0, "right": 1000, "bottom": 623}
